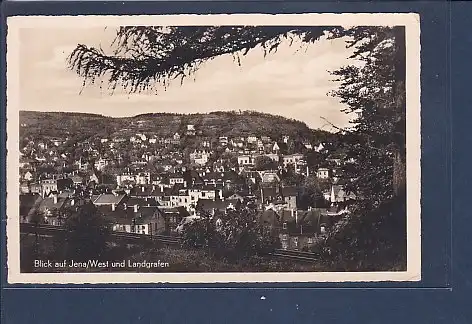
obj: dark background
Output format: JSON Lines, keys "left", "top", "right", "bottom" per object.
{"left": 1, "top": 1, "right": 467, "bottom": 323}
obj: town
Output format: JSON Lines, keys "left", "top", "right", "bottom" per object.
{"left": 19, "top": 113, "right": 357, "bottom": 253}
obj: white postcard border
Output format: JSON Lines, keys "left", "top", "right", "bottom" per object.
{"left": 6, "top": 13, "right": 421, "bottom": 284}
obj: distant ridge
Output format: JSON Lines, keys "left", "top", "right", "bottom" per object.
{"left": 19, "top": 110, "right": 332, "bottom": 141}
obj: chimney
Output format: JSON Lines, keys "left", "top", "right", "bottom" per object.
{"left": 152, "top": 185, "right": 155, "bottom": 191}
{"left": 134, "top": 204, "right": 138, "bottom": 213}
{"left": 111, "top": 203, "right": 116, "bottom": 211}
{"left": 53, "top": 195, "right": 58, "bottom": 204}
{"left": 71, "top": 199, "right": 75, "bottom": 206}
{"left": 142, "top": 186, "right": 145, "bottom": 192}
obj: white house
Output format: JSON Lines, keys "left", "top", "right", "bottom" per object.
{"left": 190, "top": 150, "right": 210, "bottom": 166}
{"left": 238, "top": 155, "right": 255, "bottom": 167}
{"left": 282, "top": 154, "right": 304, "bottom": 168}
{"left": 316, "top": 168, "right": 330, "bottom": 179}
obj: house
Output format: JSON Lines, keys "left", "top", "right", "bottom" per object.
{"left": 157, "top": 206, "right": 190, "bottom": 233}
{"left": 328, "top": 185, "right": 357, "bottom": 204}
{"left": 200, "top": 139, "right": 211, "bottom": 148}
{"left": 190, "top": 149, "right": 210, "bottom": 166}
{"left": 135, "top": 172, "right": 151, "bottom": 185}
{"left": 169, "top": 173, "right": 186, "bottom": 186}
{"left": 92, "top": 192, "right": 126, "bottom": 209}
{"left": 94, "top": 158, "right": 109, "bottom": 171}
{"left": 263, "top": 153, "right": 280, "bottom": 163}
{"left": 261, "top": 136, "right": 271, "bottom": 143}
{"left": 50, "top": 138, "right": 63, "bottom": 147}
{"left": 20, "top": 181, "right": 30, "bottom": 194}
{"left": 316, "top": 168, "right": 330, "bottom": 179}
{"left": 314, "top": 143, "right": 325, "bottom": 153}
{"left": 227, "top": 193, "right": 245, "bottom": 202}
{"left": 71, "top": 175, "right": 84, "bottom": 186}
{"left": 260, "top": 171, "right": 280, "bottom": 184}
{"left": 37, "top": 194, "right": 69, "bottom": 226}
{"left": 173, "top": 132, "right": 181, "bottom": 141}
{"left": 89, "top": 171, "right": 100, "bottom": 184}
{"left": 100, "top": 204, "right": 164, "bottom": 235}
{"left": 219, "top": 136, "right": 228, "bottom": 146}
{"left": 303, "top": 142, "right": 313, "bottom": 150}
{"left": 281, "top": 186, "right": 298, "bottom": 210}
{"left": 237, "top": 155, "right": 255, "bottom": 167}
{"left": 186, "top": 124, "right": 196, "bottom": 136}
{"left": 40, "top": 179, "right": 58, "bottom": 197}
{"left": 260, "top": 208, "right": 331, "bottom": 251}
{"left": 29, "top": 183, "right": 42, "bottom": 196}
{"left": 272, "top": 142, "right": 280, "bottom": 153}
{"left": 282, "top": 154, "right": 304, "bottom": 168}
{"left": 19, "top": 157, "right": 35, "bottom": 169}
{"left": 196, "top": 199, "right": 240, "bottom": 217}
{"left": 23, "top": 171, "right": 34, "bottom": 181}
{"left": 124, "top": 196, "right": 160, "bottom": 209}
{"left": 246, "top": 135, "right": 258, "bottom": 144}
{"left": 116, "top": 173, "right": 136, "bottom": 187}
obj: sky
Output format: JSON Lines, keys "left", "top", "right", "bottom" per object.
{"left": 19, "top": 27, "right": 360, "bottom": 130}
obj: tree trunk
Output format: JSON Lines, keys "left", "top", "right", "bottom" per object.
{"left": 392, "top": 26, "right": 407, "bottom": 197}
{"left": 393, "top": 150, "right": 406, "bottom": 196}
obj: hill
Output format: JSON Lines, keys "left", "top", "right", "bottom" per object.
{"left": 19, "top": 110, "right": 329, "bottom": 142}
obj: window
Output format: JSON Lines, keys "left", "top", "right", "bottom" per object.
{"left": 320, "top": 226, "right": 326, "bottom": 234}
{"left": 202, "top": 192, "right": 206, "bottom": 197}
{"left": 293, "top": 237, "right": 298, "bottom": 246}
{"left": 283, "top": 222, "right": 287, "bottom": 230}
{"left": 308, "top": 237, "right": 313, "bottom": 244}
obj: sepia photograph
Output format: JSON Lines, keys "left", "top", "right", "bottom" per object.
{"left": 6, "top": 13, "right": 421, "bottom": 283}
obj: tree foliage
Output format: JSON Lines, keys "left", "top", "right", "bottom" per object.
{"left": 182, "top": 207, "right": 279, "bottom": 260}
{"left": 319, "top": 26, "right": 407, "bottom": 269}
{"left": 68, "top": 26, "right": 332, "bottom": 93}
{"left": 254, "top": 155, "right": 277, "bottom": 171}
{"left": 328, "top": 26, "right": 406, "bottom": 208}
{"left": 61, "top": 202, "right": 111, "bottom": 261}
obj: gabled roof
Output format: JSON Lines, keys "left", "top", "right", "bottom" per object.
{"left": 196, "top": 199, "right": 240, "bottom": 212}
{"left": 125, "top": 197, "right": 159, "bottom": 207}
{"left": 158, "top": 206, "right": 190, "bottom": 217}
{"left": 99, "top": 206, "right": 135, "bottom": 225}
{"left": 92, "top": 193, "right": 126, "bottom": 205}
{"left": 38, "top": 197, "right": 67, "bottom": 212}
{"left": 58, "top": 190, "right": 75, "bottom": 198}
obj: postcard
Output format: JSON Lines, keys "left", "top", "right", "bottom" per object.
{"left": 6, "top": 13, "right": 421, "bottom": 283}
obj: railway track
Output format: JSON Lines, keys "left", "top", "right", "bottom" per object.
{"left": 20, "top": 223, "right": 320, "bottom": 262}
{"left": 269, "top": 249, "right": 320, "bottom": 262}
{"left": 20, "top": 223, "right": 181, "bottom": 245}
